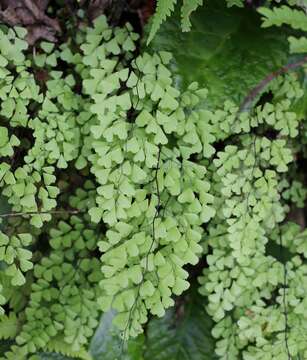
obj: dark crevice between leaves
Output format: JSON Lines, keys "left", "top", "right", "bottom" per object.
{"left": 266, "top": 240, "right": 292, "bottom": 264}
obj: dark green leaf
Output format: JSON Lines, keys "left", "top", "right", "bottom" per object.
{"left": 143, "top": 287, "right": 217, "bottom": 360}
{"left": 89, "top": 311, "right": 144, "bottom": 360}
{"left": 148, "top": 0, "right": 288, "bottom": 107}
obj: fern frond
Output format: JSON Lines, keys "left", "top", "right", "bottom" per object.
{"left": 147, "top": 0, "right": 177, "bottom": 44}
{"left": 45, "top": 337, "right": 92, "bottom": 360}
{"left": 259, "top": 5, "right": 307, "bottom": 31}
{"left": 0, "top": 313, "right": 20, "bottom": 340}
{"left": 181, "top": 0, "right": 203, "bottom": 32}
{"left": 259, "top": 5, "right": 307, "bottom": 54}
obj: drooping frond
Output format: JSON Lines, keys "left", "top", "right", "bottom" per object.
{"left": 147, "top": 0, "right": 177, "bottom": 44}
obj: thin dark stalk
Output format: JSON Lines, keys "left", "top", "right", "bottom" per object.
{"left": 278, "top": 227, "right": 291, "bottom": 360}
{"left": 0, "top": 209, "right": 82, "bottom": 218}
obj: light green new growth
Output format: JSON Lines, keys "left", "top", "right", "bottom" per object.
{"left": 0, "top": 14, "right": 215, "bottom": 357}
{"left": 198, "top": 73, "right": 307, "bottom": 359}
{"left": 80, "top": 17, "right": 215, "bottom": 337}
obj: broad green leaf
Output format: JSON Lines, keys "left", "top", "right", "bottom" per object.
{"left": 148, "top": 0, "right": 288, "bottom": 107}
{"left": 143, "top": 287, "right": 217, "bottom": 360}
{"left": 89, "top": 311, "right": 144, "bottom": 360}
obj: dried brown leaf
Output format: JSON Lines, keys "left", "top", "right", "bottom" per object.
{"left": 0, "top": 0, "right": 60, "bottom": 45}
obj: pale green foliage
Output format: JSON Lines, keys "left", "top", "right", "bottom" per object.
{"left": 225, "top": 0, "right": 244, "bottom": 6}
{"left": 289, "top": 36, "right": 307, "bottom": 53}
{"left": 282, "top": 180, "right": 307, "bottom": 208}
{"left": 198, "top": 73, "right": 307, "bottom": 359}
{"left": 0, "top": 232, "right": 33, "bottom": 286}
{"left": 77, "top": 16, "right": 215, "bottom": 337}
{"left": 0, "top": 3, "right": 307, "bottom": 359}
{"left": 0, "top": 29, "right": 59, "bottom": 232}
{"left": 0, "top": 14, "right": 216, "bottom": 358}
{"left": 14, "top": 216, "right": 102, "bottom": 354}
{"left": 31, "top": 337, "right": 92, "bottom": 360}
{"left": 0, "top": 23, "right": 101, "bottom": 358}
{"left": 259, "top": 5, "right": 307, "bottom": 31}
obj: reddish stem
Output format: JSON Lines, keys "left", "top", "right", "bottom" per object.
{"left": 240, "top": 56, "right": 307, "bottom": 112}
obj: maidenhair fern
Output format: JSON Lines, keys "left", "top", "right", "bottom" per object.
{"left": 198, "top": 73, "right": 307, "bottom": 359}
{"left": 0, "top": 313, "right": 20, "bottom": 340}
{"left": 78, "top": 17, "right": 216, "bottom": 337}
{"left": 0, "top": 14, "right": 215, "bottom": 358}
{"left": 0, "top": 1, "right": 307, "bottom": 359}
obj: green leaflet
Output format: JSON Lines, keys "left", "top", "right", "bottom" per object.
{"left": 181, "top": 0, "right": 203, "bottom": 32}
{"left": 259, "top": 5, "right": 307, "bottom": 32}
{"left": 148, "top": 0, "right": 288, "bottom": 107}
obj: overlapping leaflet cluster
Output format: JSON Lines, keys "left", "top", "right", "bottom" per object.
{"left": 0, "top": 15, "right": 216, "bottom": 358}
{"left": 0, "top": 6, "right": 307, "bottom": 360}
{"left": 0, "top": 23, "right": 102, "bottom": 359}
{"left": 198, "top": 73, "right": 307, "bottom": 359}
{"left": 12, "top": 214, "right": 102, "bottom": 359}
{"left": 0, "top": 26, "right": 55, "bottom": 297}
{"left": 77, "top": 16, "right": 215, "bottom": 337}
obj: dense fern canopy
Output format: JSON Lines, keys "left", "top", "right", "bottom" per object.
{"left": 0, "top": 0, "right": 306, "bottom": 359}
